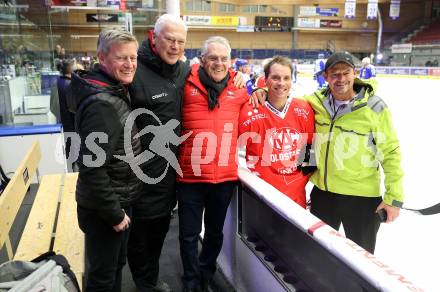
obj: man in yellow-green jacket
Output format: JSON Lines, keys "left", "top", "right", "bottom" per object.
{"left": 304, "top": 51, "right": 403, "bottom": 253}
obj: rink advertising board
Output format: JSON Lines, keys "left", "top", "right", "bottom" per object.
{"left": 375, "top": 67, "right": 390, "bottom": 74}
{"left": 391, "top": 43, "right": 412, "bottom": 54}
{"left": 410, "top": 68, "right": 429, "bottom": 76}
{"left": 299, "top": 6, "right": 318, "bottom": 16}
{"left": 211, "top": 16, "right": 239, "bottom": 27}
{"left": 236, "top": 25, "right": 255, "bottom": 32}
{"left": 389, "top": 68, "right": 410, "bottom": 75}
{"left": 429, "top": 68, "right": 440, "bottom": 76}
{"left": 320, "top": 19, "right": 342, "bottom": 28}
{"left": 297, "top": 18, "right": 320, "bottom": 28}
{"left": 317, "top": 7, "right": 339, "bottom": 16}
{"left": 297, "top": 18, "right": 342, "bottom": 28}
{"left": 377, "top": 67, "right": 434, "bottom": 77}
{"left": 183, "top": 15, "right": 211, "bottom": 26}
{"left": 299, "top": 6, "right": 339, "bottom": 17}
{"left": 183, "top": 15, "right": 238, "bottom": 27}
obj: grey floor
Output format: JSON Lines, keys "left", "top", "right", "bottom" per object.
{"left": 2, "top": 185, "right": 233, "bottom": 292}
{"left": 121, "top": 213, "right": 184, "bottom": 292}
{"left": 122, "top": 213, "right": 234, "bottom": 292}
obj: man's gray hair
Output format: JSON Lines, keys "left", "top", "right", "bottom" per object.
{"left": 97, "top": 27, "right": 138, "bottom": 55}
{"left": 154, "top": 14, "right": 188, "bottom": 36}
{"left": 201, "top": 36, "right": 231, "bottom": 57}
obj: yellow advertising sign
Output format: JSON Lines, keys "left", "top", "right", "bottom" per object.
{"left": 211, "top": 16, "right": 239, "bottom": 26}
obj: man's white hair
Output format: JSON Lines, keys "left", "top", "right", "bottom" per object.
{"left": 362, "top": 57, "right": 371, "bottom": 64}
{"left": 201, "top": 36, "right": 231, "bottom": 57}
{"left": 154, "top": 14, "right": 188, "bottom": 36}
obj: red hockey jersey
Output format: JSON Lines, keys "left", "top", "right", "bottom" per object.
{"left": 238, "top": 97, "right": 315, "bottom": 208}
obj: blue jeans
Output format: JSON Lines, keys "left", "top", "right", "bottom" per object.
{"left": 177, "top": 181, "right": 236, "bottom": 289}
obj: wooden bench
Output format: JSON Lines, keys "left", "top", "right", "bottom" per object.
{"left": 0, "top": 141, "right": 84, "bottom": 290}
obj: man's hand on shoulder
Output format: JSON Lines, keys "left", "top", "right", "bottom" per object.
{"left": 233, "top": 71, "right": 245, "bottom": 89}
{"left": 249, "top": 88, "right": 267, "bottom": 108}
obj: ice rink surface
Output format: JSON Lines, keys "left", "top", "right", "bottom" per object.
{"left": 293, "top": 76, "right": 440, "bottom": 291}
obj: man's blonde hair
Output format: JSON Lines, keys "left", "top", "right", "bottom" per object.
{"left": 97, "top": 27, "right": 138, "bottom": 55}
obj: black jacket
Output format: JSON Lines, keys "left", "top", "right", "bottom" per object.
{"left": 57, "top": 76, "right": 75, "bottom": 132}
{"left": 69, "top": 66, "right": 143, "bottom": 226}
{"left": 129, "top": 38, "right": 190, "bottom": 220}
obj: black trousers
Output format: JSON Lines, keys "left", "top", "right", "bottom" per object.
{"left": 177, "top": 181, "right": 235, "bottom": 289}
{"left": 310, "top": 186, "right": 382, "bottom": 254}
{"left": 127, "top": 215, "right": 171, "bottom": 291}
{"left": 77, "top": 206, "right": 131, "bottom": 292}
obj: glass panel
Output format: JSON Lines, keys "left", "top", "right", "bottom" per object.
{"left": 203, "top": 1, "right": 211, "bottom": 12}
{"left": 194, "top": 0, "right": 202, "bottom": 12}
{"left": 0, "top": 1, "right": 159, "bottom": 127}
{"left": 219, "top": 3, "right": 227, "bottom": 12}
{"left": 241, "top": 5, "right": 253, "bottom": 13}
{"left": 185, "top": 0, "right": 193, "bottom": 12}
{"left": 0, "top": 4, "right": 54, "bottom": 126}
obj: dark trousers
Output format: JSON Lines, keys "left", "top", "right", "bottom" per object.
{"left": 177, "top": 181, "right": 236, "bottom": 289}
{"left": 310, "top": 186, "right": 382, "bottom": 253}
{"left": 127, "top": 215, "right": 171, "bottom": 291}
{"left": 77, "top": 206, "right": 131, "bottom": 292}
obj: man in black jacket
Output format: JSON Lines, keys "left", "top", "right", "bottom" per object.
{"left": 128, "top": 14, "right": 190, "bottom": 292}
{"left": 129, "top": 15, "right": 246, "bottom": 292}
{"left": 69, "top": 27, "right": 143, "bottom": 292}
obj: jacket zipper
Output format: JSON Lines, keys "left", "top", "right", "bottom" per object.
{"left": 319, "top": 97, "right": 362, "bottom": 191}
{"left": 324, "top": 121, "right": 334, "bottom": 191}
{"left": 213, "top": 104, "right": 218, "bottom": 182}
{"left": 316, "top": 93, "right": 341, "bottom": 192}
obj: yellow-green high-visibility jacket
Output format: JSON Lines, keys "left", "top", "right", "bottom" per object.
{"left": 304, "top": 78, "right": 404, "bottom": 207}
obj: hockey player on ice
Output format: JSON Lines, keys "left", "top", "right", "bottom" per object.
{"left": 314, "top": 53, "right": 327, "bottom": 89}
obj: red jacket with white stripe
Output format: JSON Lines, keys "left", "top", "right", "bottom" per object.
{"left": 177, "top": 65, "right": 248, "bottom": 183}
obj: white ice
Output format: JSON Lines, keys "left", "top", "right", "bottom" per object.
{"left": 292, "top": 75, "right": 440, "bottom": 292}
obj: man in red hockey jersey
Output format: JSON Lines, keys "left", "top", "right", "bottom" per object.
{"left": 239, "top": 56, "right": 315, "bottom": 207}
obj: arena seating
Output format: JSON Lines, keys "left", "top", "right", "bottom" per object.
{"left": 410, "top": 20, "right": 440, "bottom": 44}
{"left": 184, "top": 48, "right": 329, "bottom": 60}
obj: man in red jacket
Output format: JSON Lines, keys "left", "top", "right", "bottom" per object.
{"left": 177, "top": 36, "right": 248, "bottom": 292}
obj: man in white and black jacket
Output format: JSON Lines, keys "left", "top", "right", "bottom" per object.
{"left": 68, "top": 27, "right": 143, "bottom": 292}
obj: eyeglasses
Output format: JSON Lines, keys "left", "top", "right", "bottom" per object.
{"left": 204, "top": 55, "right": 230, "bottom": 63}
{"left": 161, "top": 36, "right": 186, "bottom": 47}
